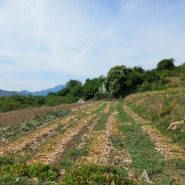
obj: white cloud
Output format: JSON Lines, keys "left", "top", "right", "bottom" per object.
{"left": 0, "top": 0, "right": 185, "bottom": 91}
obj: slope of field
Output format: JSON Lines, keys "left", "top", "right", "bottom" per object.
{"left": 0, "top": 102, "right": 90, "bottom": 128}
{"left": 0, "top": 100, "right": 185, "bottom": 184}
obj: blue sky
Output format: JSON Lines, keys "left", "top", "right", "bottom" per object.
{"left": 0, "top": 0, "right": 185, "bottom": 91}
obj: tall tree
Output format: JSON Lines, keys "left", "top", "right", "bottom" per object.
{"left": 157, "top": 58, "right": 175, "bottom": 70}
{"left": 58, "top": 79, "right": 83, "bottom": 97}
{"left": 82, "top": 76, "right": 106, "bottom": 100}
{"left": 106, "top": 65, "right": 130, "bottom": 97}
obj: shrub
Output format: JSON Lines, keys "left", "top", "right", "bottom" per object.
{"left": 94, "top": 92, "right": 112, "bottom": 100}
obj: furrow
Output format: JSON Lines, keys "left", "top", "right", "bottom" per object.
{"left": 0, "top": 114, "right": 76, "bottom": 155}
{"left": 0, "top": 102, "right": 102, "bottom": 155}
{"left": 109, "top": 111, "right": 132, "bottom": 166}
{"left": 26, "top": 114, "right": 95, "bottom": 164}
{"left": 124, "top": 105, "right": 185, "bottom": 160}
{"left": 124, "top": 105, "right": 150, "bottom": 124}
{"left": 77, "top": 117, "right": 99, "bottom": 150}
{"left": 79, "top": 109, "right": 117, "bottom": 166}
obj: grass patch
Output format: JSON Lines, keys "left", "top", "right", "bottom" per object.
{"left": 0, "top": 156, "right": 14, "bottom": 166}
{"left": 91, "top": 102, "right": 107, "bottom": 114}
{"left": 57, "top": 158, "right": 72, "bottom": 172}
{"left": 67, "top": 148, "right": 88, "bottom": 160}
{"left": 110, "top": 135, "right": 124, "bottom": 148}
{"left": 168, "top": 159, "right": 185, "bottom": 170}
{"left": 127, "top": 101, "right": 185, "bottom": 149}
{"left": 117, "top": 102, "right": 165, "bottom": 177}
{"left": 93, "top": 103, "right": 114, "bottom": 131}
{"left": 93, "top": 113, "right": 109, "bottom": 131}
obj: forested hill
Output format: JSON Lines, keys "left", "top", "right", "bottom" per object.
{"left": 1, "top": 58, "right": 185, "bottom": 112}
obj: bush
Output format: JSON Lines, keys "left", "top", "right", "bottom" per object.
{"left": 94, "top": 92, "right": 112, "bottom": 100}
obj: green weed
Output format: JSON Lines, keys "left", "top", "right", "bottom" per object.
{"left": 110, "top": 135, "right": 124, "bottom": 148}
{"left": 169, "top": 159, "right": 185, "bottom": 170}
{"left": 0, "top": 109, "right": 70, "bottom": 142}
{"left": 67, "top": 148, "right": 88, "bottom": 160}
{"left": 0, "top": 156, "right": 14, "bottom": 166}
{"left": 160, "top": 98, "right": 177, "bottom": 116}
{"left": 1, "top": 163, "right": 58, "bottom": 182}
{"left": 60, "top": 165, "right": 135, "bottom": 185}
{"left": 57, "top": 158, "right": 72, "bottom": 171}
{"left": 117, "top": 103, "right": 165, "bottom": 177}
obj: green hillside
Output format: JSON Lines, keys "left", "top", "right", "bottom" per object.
{"left": 125, "top": 86, "right": 185, "bottom": 149}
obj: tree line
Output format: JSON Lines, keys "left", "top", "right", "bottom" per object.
{"left": 1, "top": 58, "right": 185, "bottom": 112}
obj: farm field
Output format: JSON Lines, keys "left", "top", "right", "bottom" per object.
{"left": 0, "top": 101, "right": 185, "bottom": 184}
{"left": 0, "top": 102, "right": 91, "bottom": 128}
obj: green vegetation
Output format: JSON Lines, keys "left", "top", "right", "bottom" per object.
{"left": 0, "top": 159, "right": 134, "bottom": 184}
{"left": 0, "top": 109, "right": 70, "bottom": 142}
{"left": 0, "top": 163, "right": 58, "bottom": 184}
{"left": 125, "top": 90, "right": 185, "bottom": 149}
{"left": 117, "top": 103, "right": 165, "bottom": 176}
{"left": 1, "top": 100, "right": 185, "bottom": 184}
{"left": 1, "top": 57, "right": 185, "bottom": 113}
{"left": 157, "top": 58, "right": 175, "bottom": 71}
{"left": 105, "top": 65, "right": 144, "bottom": 97}
{"left": 117, "top": 102, "right": 185, "bottom": 184}
{"left": 60, "top": 165, "right": 135, "bottom": 185}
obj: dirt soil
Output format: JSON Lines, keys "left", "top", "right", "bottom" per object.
{"left": 0, "top": 102, "right": 90, "bottom": 128}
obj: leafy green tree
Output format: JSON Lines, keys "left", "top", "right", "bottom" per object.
{"left": 57, "top": 87, "right": 70, "bottom": 96}
{"left": 105, "top": 65, "right": 130, "bottom": 97}
{"left": 82, "top": 78, "right": 98, "bottom": 100}
{"left": 70, "top": 84, "right": 83, "bottom": 97}
{"left": 66, "top": 79, "right": 82, "bottom": 88}
{"left": 125, "top": 66, "right": 145, "bottom": 90}
{"left": 157, "top": 58, "right": 175, "bottom": 70}
{"left": 58, "top": 79, "right": 83, "bottom": 98}
{"left": 82, "top": 76, "right": 105, "bottom": 100}
{"left": 144, "top": 69, "right": 160, "bottom": 83}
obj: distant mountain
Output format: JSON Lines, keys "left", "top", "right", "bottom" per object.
{"left": 0, "top": 84, "right": 65, "bottom": 97}
{"left": 0, "top": 89, "right": 19, "bottom": 96}
{"left": 21, "top": 84, "right": 65, "bottom": 96}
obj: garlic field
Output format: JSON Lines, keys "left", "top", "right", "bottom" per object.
{"left": 0, "top": 101, "right": 185, "bottom": 184}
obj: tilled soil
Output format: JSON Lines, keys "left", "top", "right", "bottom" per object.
{"left": 1, "top": 101, "right": 185, "bottom": 184}
{"left": 0, "top": 102, "right": 92, "bottom": 128}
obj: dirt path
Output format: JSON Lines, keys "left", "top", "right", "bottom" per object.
{"left": 124, "top": 105, "right": 185, "bottom": 160}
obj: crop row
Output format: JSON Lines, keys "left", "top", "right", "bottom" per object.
{"left": 124, "top": 105, "right": 185, "bottom": 160}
